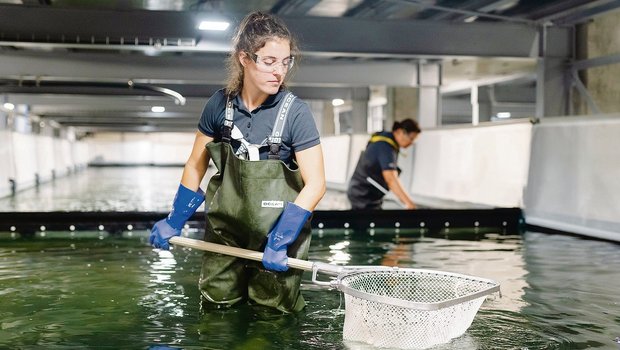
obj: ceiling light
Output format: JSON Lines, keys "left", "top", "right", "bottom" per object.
{"left": 496, "top": 112, "right": 511, "bottom": 119}
{"left": 198, "top": 21, "right": 230, "bottom": 31}
{"left": 3, "top": 102, "right": 15, "bottom": 110}
{"left": 332, "top": 99, "right": 345, "bottom": 107}
{"left": 151, "top": 106, "right": 165, "bottom": 113}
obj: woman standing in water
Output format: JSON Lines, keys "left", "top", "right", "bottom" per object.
{"left": 149, "top": 11, "right": 325, "bottom": 313}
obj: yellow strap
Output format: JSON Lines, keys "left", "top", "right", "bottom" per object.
{"left": 369, "top": 135, "right": 399, "bottom": 151}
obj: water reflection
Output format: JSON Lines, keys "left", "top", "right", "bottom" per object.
{"left": 149, "top": 249, "right": 177, "bottom": 285}
{"left": 143, "top": 249, "right": 186, "bottom": 319}
{"left": 520, "top": 232, "right": 620, "bottom": 349}
{"left": 0, "top": 167, "right": 187, "bottom": 212}
{"left": 409, "top": 234, "right": 528, "bottom": 312}
{"left": 328, "top": 240, "right": 352, "bottom": 265}
{"left": 1, "top": 230, "right": 620, "bottom": 349}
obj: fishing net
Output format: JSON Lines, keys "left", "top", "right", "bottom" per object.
{"left": 335, "top": 268, "right": 499, "bottom": 349}
{"left": 168, "top": 237, "right": 499, "bottom": 349}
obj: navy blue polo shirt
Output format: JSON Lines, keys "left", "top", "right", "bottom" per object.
{"left": 347, "top": 131, "right": 399, "bottom": 205}
{"left": 198, "top": 89, "right": 320, "bottom": 164}
{"left": 365, "top": 131, "right": 399, "bottom": 173}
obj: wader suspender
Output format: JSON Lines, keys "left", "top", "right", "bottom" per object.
{"left": 267, "top": 92, "right": 296, "bottom": 160}
{"left": 221, "top": 92, "right": 296, "bottom": 161}
{"left": 221, "top": 100, "right": 234, "bottom": 143}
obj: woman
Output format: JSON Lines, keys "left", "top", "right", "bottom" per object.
{"left": 149, "top": 11, "right": 326, "bottom": 313}
{"left": 347, "top": 119, "right": 420, "bottom": 210}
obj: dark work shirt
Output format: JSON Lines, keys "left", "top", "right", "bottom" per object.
{"left": 347, "top": 131, "right": 399, "bottom": 208}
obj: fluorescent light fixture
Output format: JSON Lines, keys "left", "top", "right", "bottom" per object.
{"left": 198, "top": 20, "right": 230, "bottom": 31}
{"left": 496, "top": 112, "right": 511, "bottom": 119}
{"left": 3, "top": 102, "right": 15, "bottom": 110}
{"left": 151, "top": 106, "right": 165, "bottom": 113}
{"left": 332, "top": 98, "right": 345, "bottom": 107}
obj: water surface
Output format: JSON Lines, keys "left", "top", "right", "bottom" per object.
{"left": 1, "top": 229, "right": 619, "bottom": 349}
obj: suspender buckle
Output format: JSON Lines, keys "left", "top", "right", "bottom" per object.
{"left": 267, "top": 141, "right": 280, "bottom": 160}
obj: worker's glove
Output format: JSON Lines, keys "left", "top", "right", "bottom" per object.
{"left": 262, "top": 202, "right": 311, "bottom": 271}
{"left": 149, "top": 184, "right": 204, "bottom": 250}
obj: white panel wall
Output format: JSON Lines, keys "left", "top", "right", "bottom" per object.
{"left": 36, "top": 135, "right": 55, "bottom": 182}
{"left": 87, "top": 133, "right": 124, "bottom": 164}
{"left": 410, "top": 122, "right": 532, "bottom": 208}
{"left": 347, "top": 134, "right": 370, "bottom": 181}
{"left": 524, "top": 116, "right": 620, "bottom": 241}
{"left": 320, "top": 135, "right": 351, "bottom": 189}
{"left": 53, "top": 138, "right": 73, "bottom": 177}
{"left": 0, "top": 131, "right": 85, "bottom": 197}
{"left": 86, "top": 132, "right": 193, "bottom": 165}
{"left": 122, "top": 133, "right": 152, "bottom": 164}
{"left": 151, "top": 133, "right": 195, "bottom": 165}
{"left": 12, "top": 132, "right": 38, "bottom": 189}
{"left": 396, "top": 143, "right": 417, "bottom": 191}
{"left": 72, "top": 142, "right": 89, "bottom": 168}
{"left": 0, "top": 130, "right": 14, "bottom": 197}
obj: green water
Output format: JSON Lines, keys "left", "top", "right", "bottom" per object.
{"left": 1, "top": 229, "right": 619, "bottom": 349}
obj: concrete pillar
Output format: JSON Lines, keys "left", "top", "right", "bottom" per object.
{"left": 321, "top": 101, "right": 335, "bottom": 136}
{"left": 0, "top": 112, "right": 7, "bottom": 130}
{"left": 572, "top": 23, "right": 588, "bottom": 115}
{"left": 308, "top": 100, "right": 324, "bottom": 135}
{"left": 13, "top": 105, "right": 32, "bottom": 133}
{"left": 368, "top": 85, "right": 388, "bottom": 132}
{"left": 585, "top": 9, "right": 620, "bottom": 114}
{"left": 536, "top": 57, "right": 569, "bottom": 118}
{"left": 0, "top": 95, "right": 8, "bottom": 130}
{"left": 387, "top": 86, "right": 418, "bottom": 128}
{"left": 417, "top": 61, "right": 442, "bottom": 128}
{"left": 477, "top": 86, "right": 493, "bottom": 122}
{"left": 350, "top": 99, "right": 367, "bottom": 133}
{"left": 535, "top": 26, "right": 572, "bottom": 118}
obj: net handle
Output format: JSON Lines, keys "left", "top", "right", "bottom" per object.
{"left": 170, "top": 237, "right": 500, "bottom": 309}
{"left": 169, "top": 236, "right": 341, "bottom": 273}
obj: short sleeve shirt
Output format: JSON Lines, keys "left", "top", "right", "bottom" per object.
{"left": 198, "top": 89, "right": 320, "bottom": 164}
{"left": 365, "top": 133, "right": 399, "bottom": 172}
{"left": 347, "top": 131, "right": 399, "bottom": 202}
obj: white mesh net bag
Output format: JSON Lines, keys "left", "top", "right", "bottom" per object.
{"left": 335, "top": 268, "right": 499, "bottom": 349}
{"left": 168, "top": 237, "right": 500, "bottom": 350}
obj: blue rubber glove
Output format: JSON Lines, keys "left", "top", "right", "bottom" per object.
{"left": 262, "top": 202, "right": 311, "bottom": 272}
{"left": 150, "top": 184, "right": 205, "bottom": 250}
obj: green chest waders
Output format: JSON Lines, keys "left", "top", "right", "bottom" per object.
{"left": 198, "top": 93, "right": 312, "bottom": 313}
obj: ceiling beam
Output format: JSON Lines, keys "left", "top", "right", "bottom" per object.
{"left": 5, "top": 94, "right": 206, "bottom": 109}
{"left": 538, "top": 0, "right": 620, "bottom": 25}
{"left": 0, "top": 51, "right": 419, "bottom": 87}
{"left": 0, "top": 4, "right": 568, "bottom": 58}
{"left": 1, "top": 85, "right": 369, "bottom": 103}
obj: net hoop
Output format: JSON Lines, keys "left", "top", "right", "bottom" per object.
{"left": 332, "top": 267, "right": 500, "bottom": 349}
{"left": 335, "top": 267, "right": 500, "bottom": 310}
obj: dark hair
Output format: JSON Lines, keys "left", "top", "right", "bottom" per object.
{"left": 225, "top": 11, "right": 300, "bottom": 97}
{"left": 392, "top": 118, "right": 421, "bottom": 134}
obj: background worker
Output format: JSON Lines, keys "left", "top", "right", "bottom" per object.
{"left": 149, "top": 11, "right": 325, "bottom": 313}
{"left": 347, "top": 119, "right": 420, "bottom": 210}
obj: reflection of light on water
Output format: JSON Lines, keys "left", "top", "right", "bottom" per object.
{"left": 150, "top": 249, "right": 177, "bottom": 284}
{"left": 143, "top": 249, "right": 185, "bottom": 319}
{"left": 410, "top": 237, "right": 527, "bottom": 312}
{"left": 328, "top": 241, "right": 351, "bottom": 264}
